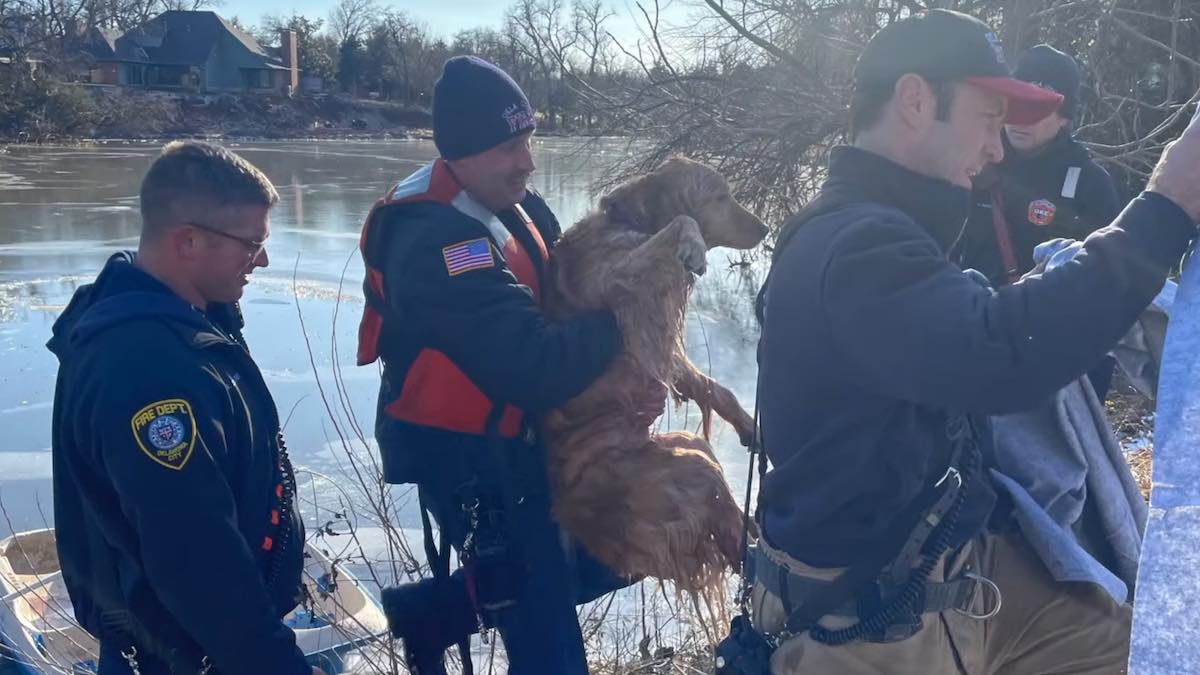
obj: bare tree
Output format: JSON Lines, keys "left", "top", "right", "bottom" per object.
{"left": 328, "top": 0, "right": 378, "bottom": 45}
{"left": 157, "top": 0, "right": 212, "bottom": 11}
{"left": 572, "top": 0, "right": 614, "bottom": 78}
{"left": 364, "top": 9, "right": 433, "bottom": 102}
{"left": 574, "top": 0, "right": 1200, "bottom": 233}
{"left": 5, "top": 0, "right": 1193, "bottom": 182}
{"left": 506, "top": 0, "right": 577, "bottom": 128}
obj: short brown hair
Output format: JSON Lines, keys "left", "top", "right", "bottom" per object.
{"left": 139, "top": 141, "right": 278, "bottom": 239}
{"left": 849, "top": 78, "right": 958, "bottom": 141}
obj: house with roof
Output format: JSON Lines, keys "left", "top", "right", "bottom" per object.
{"left": 84, "top": 11, "right": 298, "bottom": 95}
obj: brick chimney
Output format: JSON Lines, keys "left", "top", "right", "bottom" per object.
{"left": 280, "top": 29, "right": 299, "bottom": 94}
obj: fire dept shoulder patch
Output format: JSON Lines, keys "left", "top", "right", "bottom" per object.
{"left": 1028, "top": 199, "right": 1057, "bottom": 226}
{"left": 442, "top": 238, "right": 495, "bottom": 276}
{"left": 131, "top": 398, "right": 197, "bottom": 470}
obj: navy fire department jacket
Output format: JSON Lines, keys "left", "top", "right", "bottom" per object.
{"left": 47, "top": 252, "right": 308, "bottom": 675}
{"left": 357, "top": 160, "right": 621, "bottom": 485}
{"left": 758, "top": 146, "right": 1193, "bottom": 568}
{"left": 958, "top": 130, "right": 1122, "bottom": 286}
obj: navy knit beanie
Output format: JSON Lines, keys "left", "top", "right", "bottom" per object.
{"left": 1014, "top": 45, "right": 1081, "bottom": 119}
{"left": 433, "top": 56, "right": 537, "bottom": 160}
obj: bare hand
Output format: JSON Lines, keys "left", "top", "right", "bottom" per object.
{"left": 313, "top": 668, "right": 327, "bottom": 675}
{"left": 1148, "top": 112, "right": 1200, "bottom": 221}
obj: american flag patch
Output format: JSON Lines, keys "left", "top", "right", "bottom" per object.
{"left": 442, "top": 238, "right": 495, "bottom": 276}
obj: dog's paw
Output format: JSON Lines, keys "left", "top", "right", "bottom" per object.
{"left": 673, "top": 216, "right": 707, "bottom": 275}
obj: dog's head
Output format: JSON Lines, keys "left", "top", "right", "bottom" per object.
{"left": 598, "top": 157, "right": 768, "bottom": 250}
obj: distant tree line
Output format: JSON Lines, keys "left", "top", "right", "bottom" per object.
{"left": 251, "top": 0, "right": 1200, "bottom": 219}
{"left": 4, "top": 0, "right": 1197, "bottom": 223}
{"left": 250, "top": 0, "right": 635, "bottom": 131}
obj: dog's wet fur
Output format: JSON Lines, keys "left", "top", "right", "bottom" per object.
{"left": 543, "top": 157, "right": 768, "bottom": 596}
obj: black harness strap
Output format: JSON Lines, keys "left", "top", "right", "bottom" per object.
{"left": 753, "top": 549, "right": 977, "bottom": 618}
{"left": 735, "top": 351, "right": 768, "bottom": 618}
{"left": 800, "top": 415, "right": 975, "bottom": 645}
{"left": 416, "top": 486, "right": 473, "bottom": 675}
{"left": 775, "top": 441, "right": 964, "bottom": 637}
{"left": 417, "top": 487, "right": 452, "bottom": 582}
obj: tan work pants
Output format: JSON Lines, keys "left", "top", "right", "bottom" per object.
{"left": 751, "top": 529, "right": 1131, "bottom": 674}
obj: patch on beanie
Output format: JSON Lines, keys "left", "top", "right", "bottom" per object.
{"left": 503, "top": 102, "right": 536, "bottom": 133}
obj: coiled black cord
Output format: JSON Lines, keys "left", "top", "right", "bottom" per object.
{"left": 809, "top": 434, "right": 977, "bottom": 646}
{"left": 263, "top": 431, "right": 298, "bottom": 593}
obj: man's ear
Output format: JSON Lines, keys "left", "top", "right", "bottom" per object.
{"left": 894, "top": 73, "right": 935, "bottom": 133}
{"left": 168, "top": 225, "right": 202, "bottom": 263}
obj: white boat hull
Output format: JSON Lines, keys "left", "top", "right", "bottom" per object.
{"left": 0, "top": 529, "right": 388, "bottom": 674}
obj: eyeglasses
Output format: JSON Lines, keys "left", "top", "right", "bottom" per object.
{"left": 184, "top": 221, "right": 267, "bottom": 261}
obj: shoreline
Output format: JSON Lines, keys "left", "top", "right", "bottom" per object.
{"left": 0, "top": 128, "right": 621, "bottom": 146}
{"left": 0, "top": 85, "right": 619, "bottom": 146}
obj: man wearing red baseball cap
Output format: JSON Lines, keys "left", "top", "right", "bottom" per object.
{"left": 852, "top": 10, "right": 1064, "bottom": 122}
{"left": 729, "top": 9, "right": 1200, "bottom": 675}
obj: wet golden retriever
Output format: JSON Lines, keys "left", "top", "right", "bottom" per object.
{"left": 542, "top": 157, "right": 768, "bottom": 595}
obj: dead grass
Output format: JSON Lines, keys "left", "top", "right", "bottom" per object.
{"left": 1126, "top": 446, "right": 1154, "bottom": 502}
{"left": 1106, "top": 371, "right": 1157, "bottom": 501}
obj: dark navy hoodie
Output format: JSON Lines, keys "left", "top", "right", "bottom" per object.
{"left": 47, "top": 252, "right": 308, "bottom": 674}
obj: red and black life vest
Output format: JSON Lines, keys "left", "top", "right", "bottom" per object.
{"left": 356, "top": 159, "right": 549, "bottom": 439}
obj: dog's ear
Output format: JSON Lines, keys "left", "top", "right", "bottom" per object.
{"left": 600, "top": 175, "right": 662, "bottom": 234}
{"left": 601, "top": 162, "right": 695, "bottom": 234}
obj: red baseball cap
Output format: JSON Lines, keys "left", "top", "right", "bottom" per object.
{"left": 966, "top": 76, "right": 1064, "bottom": 125}
{"left": 855, "top": 10, "right": 1064, "bottom": 126}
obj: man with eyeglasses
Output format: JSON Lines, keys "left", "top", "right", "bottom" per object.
{"left": 47, "top": 141, "right": 321, "bottom": 675}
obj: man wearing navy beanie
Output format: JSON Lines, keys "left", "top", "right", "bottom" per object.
{"left": 432, "top": 55, "right": 537, "bottom": 161}
{"left": 957, "top": 44, "right": 1123, "bottom": 399}
{"left": 355, "top": 55, "right": 630, "bottom": 675}
{"left": 958, "top": 45, "right": 1121, "bottom": 288}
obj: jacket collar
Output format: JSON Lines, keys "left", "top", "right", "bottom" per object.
{"left": 64, "top": 252, "right": 243, "bottom": 352}
{"left": 1001, "top": 128, "right": 1084, "bottom": 168}
{"left": 825, "top": 146, "right": 972, "bottom": 251}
